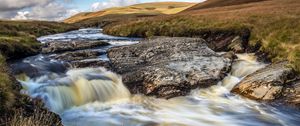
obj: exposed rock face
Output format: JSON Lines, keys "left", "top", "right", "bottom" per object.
{"left": 51, "top": 50, "right": 105, "bottom": 61}
{"left": 203, "top": 29, "right": 250, "bottom": 53}
{"left": 42, "top": 40, "right": 109, "bottom": 53}
{"left": 68, "top": 60, "right": 111, "bottom": 69}
{"left": 283, "top": 80, "right": 300, "bottom": 107}
{"left": 108, "top": 37, "right": 232, "bottom": 98}
{"left": 231, "top": 61, "right": 299, "bottom": 103}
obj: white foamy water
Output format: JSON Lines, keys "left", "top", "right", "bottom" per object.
{"left": 14, "top": 29, "right": 300, "bottom": 126}
{"left": 20, "top": 53, "right": 300, "bottom": 126}
{"left": 37, "top": 28, "right": 140, "bottom": 43}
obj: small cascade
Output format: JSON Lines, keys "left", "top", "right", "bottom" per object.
{"left": 194, "top": 53, "right": 266, "bottom": 97}
{"left": 21, "top": 67, "right": 131, "bottom": 114}
{"left": 222, "top": 53, "right": 267, "bottom": 90}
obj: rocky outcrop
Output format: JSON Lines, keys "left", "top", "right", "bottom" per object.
{"left": 232, "top": 61, "right": 300, "bottom": 107}
{"left": 192, "top": 29, "right": 251, "bottom": 53}
{"left": 108, "top": 37, "right": 232, "bottom": 98}
{"left": 68, "top": 60, "right": 111, "bottom": 69}
{"left": 282, "top": 80, "right": 300, "bottom": 107}
{"left": 42, "top": 40, "right": 109, "bottom": 53}
{"left": 51, "top": 50, "right": 105, "bottom": 61}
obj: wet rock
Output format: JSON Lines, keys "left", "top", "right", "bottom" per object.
{"left": 10, "top": 61, "right": 67, "bottom": 78}
{"left": 108, "top": 37, "right": 232, "bottom": 98}
{"left": 10, "top": 63, "right": 41, "bottom": 78}
{"left": 68, "top": 60, "right": 111, "bottom": 69}
{"left": 203, "top": 29, "right": 250, "bottom": 53}
{"left": 282, "top": 80, "right": 300, "bottom": 107}
{"left": 231, "top": 61, "right": 296, "bottom": 101}
{"left": 228, "top": 36, "right": 245, "bottom": 53}
{"left": 51, "top": 50, "right": 105, "bottom": 61}
{"left": 221, "top": 51, "right": 238, "bottom": 61}
{"left": 42, "top": 40, "right": 110, "bottom": 53}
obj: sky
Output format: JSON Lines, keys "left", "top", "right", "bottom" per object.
{"left": 0, "top": 0, "right": 204, "bottom": 21}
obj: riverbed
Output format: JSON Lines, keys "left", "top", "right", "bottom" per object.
{"left": 10, "top": 28, "right": 300, "bottom": 126}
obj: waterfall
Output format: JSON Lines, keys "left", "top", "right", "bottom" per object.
{"left": 20, "top": 67, "right": 131, "bottom": 114}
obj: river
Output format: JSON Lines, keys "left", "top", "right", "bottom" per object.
{"left": 10, "top": 28, "right": 300, "bottom": 126}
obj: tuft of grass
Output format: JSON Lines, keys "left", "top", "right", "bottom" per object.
{"left": 3, "top": 109, "right": 62, "bottom": 126}
{"left": 0, "top": 54, "right": 15, "bottom": 113}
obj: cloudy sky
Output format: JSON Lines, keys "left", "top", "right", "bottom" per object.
{"left": 0, "top": 0, "right": 204, "bottom": 21}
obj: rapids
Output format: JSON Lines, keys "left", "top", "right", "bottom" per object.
{"left": 11, "top": 28, "right": 300, "bottom": 126}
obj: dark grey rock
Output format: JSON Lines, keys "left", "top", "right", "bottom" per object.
{"left": 42, "top": 40, "right": 109, "bottom": 53}
{"left": 68, "top": 60, "right": 111, "bottom": 69}
{"left": 108, "top": 37, "right": 232, "bottom": 98}
{"left": 51, "top": 50, "right": 105, "bottom": 61}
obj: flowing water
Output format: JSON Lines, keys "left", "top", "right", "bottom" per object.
{"left": 11, "top": 28, "right": 300, "bottom": 126}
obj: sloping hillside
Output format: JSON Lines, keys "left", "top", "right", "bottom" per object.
{"left": 103, "top": 0, "right": 300, "bottom": 72}
{"left": 183, "top": 0, "right": 266, "bottom": 11}
{"left": 64, "top": 2, "right": 195, "bottom": 23}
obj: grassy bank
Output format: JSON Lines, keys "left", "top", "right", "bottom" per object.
{"left": 0, "top": 20, "right": 77, "bottom": 125}
{"left": 0, "top": 20, "right": 77, "bottom": 59}
{"left": 103, "top": 0, "right": 300, "bottom": 72}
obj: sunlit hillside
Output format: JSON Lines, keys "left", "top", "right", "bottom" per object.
{"left": 183, "top": 0, "right": 265, "bottom": 11}
{"left": 64, "top": 2, "right": 196, "bottom": 23}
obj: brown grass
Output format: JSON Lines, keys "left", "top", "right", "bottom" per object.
{"left": 2, "top": 109, "right": 62, "bottom": 126}
{"left": 103, "top": 0, "right": 300, "bottom": 72}
{"left": 183, "top": 0, "right": 266, "bottom": 11}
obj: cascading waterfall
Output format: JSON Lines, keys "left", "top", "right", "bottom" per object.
{"left": 20, "top": 67, "right": 131, "bottom": 114}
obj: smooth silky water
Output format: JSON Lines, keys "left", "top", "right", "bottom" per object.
{"left": 13, "top": 29, "right": 300, "bottom": 126}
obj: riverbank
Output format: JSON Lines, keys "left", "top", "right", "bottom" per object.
{"left": 0, "top": 20, "right": 77, "bottom": 125}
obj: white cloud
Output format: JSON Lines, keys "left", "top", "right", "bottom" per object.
{"left": 0, "top": 0, "right": 52, "bottom": 11}
{"left": 11, "top": 11, "right": 30, "bottom": 20}
{"left": 91, "top": 0, "right": 139, "bottom": 11}
{"left": 0, "top": 0, "right": 78, "bottom": 21}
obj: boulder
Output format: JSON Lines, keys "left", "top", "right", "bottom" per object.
{"left": 108, "top": 37, "right": 232, "bottom": 98}
{"left": 51, "top": 50, "right": 105, "bottom": 61}
{"left": 42, "top": 40, "right": 109, "bottom": 53}
{"left": 231, "top": 61, "right": 297, "bottom": 101}
{"left": 68, "top": 60, "right": 111, "bottom": 69}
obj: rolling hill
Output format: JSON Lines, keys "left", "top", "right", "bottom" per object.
{"left": 183, "top": 0, "right": 266, "bottom": 11}
{"left": 64, "top": 2, "right": 196, "bottom": 23}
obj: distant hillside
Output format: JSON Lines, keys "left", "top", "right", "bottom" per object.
{"left": 64, "top": 2, "right": 196, "bottom": 23}
{"left": 183, "top": 0, "right": 266, "bottom": 11}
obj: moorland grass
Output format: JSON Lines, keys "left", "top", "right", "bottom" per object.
{"left": 103, "top": 0, "right": 300, "bottom": 72}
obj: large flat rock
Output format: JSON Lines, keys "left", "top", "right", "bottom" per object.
{"left": 108, "top": 37, "right": 232, "bottom": 98}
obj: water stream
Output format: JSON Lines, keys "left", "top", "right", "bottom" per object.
{"left": 11, "top": 28, "right": 300, "bottom": 126}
